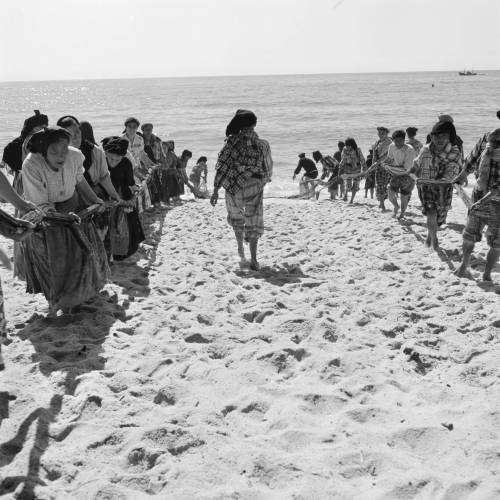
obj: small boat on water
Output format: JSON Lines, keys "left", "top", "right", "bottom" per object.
{"left": 458, "top": 70, "right": 477, "bottom": 76}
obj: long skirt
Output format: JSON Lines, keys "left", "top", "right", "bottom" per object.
{"left": 23, "top": 192, "right": 109, "bottom": 309}
{"left": 225, "top": 177, "right": 265, "bottom": 241}
{"left": 110, "top": 206, "right": 145, "bottom": 261}
{"left": 162, "top": 168, "right": 181, "bottom": 201}
{"left": 148, "top": 169, "right": 162, "bottom": 205}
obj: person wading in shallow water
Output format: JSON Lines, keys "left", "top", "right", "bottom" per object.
{"left": 210, "top": 110, "right": 273, "bottom": 271}
{"left": 293, "top": 153, "right": 318, "bottom": 198}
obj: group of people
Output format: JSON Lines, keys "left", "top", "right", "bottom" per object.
{"left": 293, "top": 111, "right": 500, "bottom": 284}
{"left": 0, "top": 112, "right": 209, "bottom": 370}
{"left": 0, "top": 107, "right": 498, "bottom": 372}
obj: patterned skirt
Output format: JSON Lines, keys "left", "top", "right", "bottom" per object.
{"left": 225, "top": 177, "right": 265, "bottom": 240}
{"left": 23, "top": 191, "right": 109, "bottom": 308}
{"left": 417, "top": 184, "right": 454, "bottom": 226}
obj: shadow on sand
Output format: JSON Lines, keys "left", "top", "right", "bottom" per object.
{"left": 0, "top": 207, "right": 168, "bottom": 499}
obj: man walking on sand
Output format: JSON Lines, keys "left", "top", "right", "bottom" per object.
{"left": 372, "top": 126, "right": 392, "bottom": 211}
{"left": 210, "top": 110, "right": 272, "bottom": 271}
{"left": 383, "top": 129, "right": 416, "bottom": 219}
{"left": 455, "top": 128, "right": 500, "bottom": 282}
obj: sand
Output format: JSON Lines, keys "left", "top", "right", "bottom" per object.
{"left": 0, "top": 192, "right": 499, "bottom": 500}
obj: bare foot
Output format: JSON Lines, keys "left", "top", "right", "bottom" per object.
{"left": 455, "top": 266, "right": 473, "bottom": 279}
{"left": 250, "top": 259, "right": 260, "bottom": 271}
{"left": 425, "top": 235, "right": 432, "bottom": 247}
{"left": 398, "top": 211, "right": 406, "bottom": 220}
{"left": 432, "top": 237, "right": 439, "bottom": 250}
{"left": 482, "top": 273, "right": 493, "bottom": 282}
{"left": 239, "top": 258, "right": 250, "bottom": 269}
{"left": 392, "top": 207, "right": 399, "bottom": 218}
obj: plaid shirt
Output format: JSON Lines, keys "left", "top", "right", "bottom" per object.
{"left": 339, "top": 148, "right": 366, "bottom": 175}
{"left": 214, "top": 132, "right": 267, "bottom": 194}
{"left": 372, "top": 137, "right": 392, "bottom": 163}
{"left": 413, "top": 143, "right": 462, "bottom": 180}
{"left": 474, "top": 146, "right": 500, "bottom": 197}
{"left": 321, "top": 155, "right": 338, "bottom": 179}
{"left": 463, "top": 132, "right": 488, "bottom": 176}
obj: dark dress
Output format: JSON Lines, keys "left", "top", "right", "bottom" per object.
{"left": 109, "top": 157, "right": 145, "bottom": 260}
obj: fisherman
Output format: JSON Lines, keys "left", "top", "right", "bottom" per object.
{"left": 383, "top": 130, "right": 416, "bottom": 219}
{"left": 455, "top": 128, "right": 500, "bottom": 282}
{"left": 293, "top": 153, "right": 318, "bottom": 198}
{"left": 406, "top": 127, "right": 423, "bottom": 155}
{"left": 313, "top": 150, "right": 339, "bottom": 200}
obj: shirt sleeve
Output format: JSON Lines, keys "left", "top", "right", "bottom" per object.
{"left": 71, "top": 148, "right": 85, "bottom": 183}
{"left": 21, "top": 157, "right": 52, "bottom": 211}
{"left": 294, "top": 160, "right": 303, "bottom": 176}
{"left": 404, "top": 147, "right": 416, "bottom": 171}
{"left": 93, "top": 147, "right": 110, "bottom": 181}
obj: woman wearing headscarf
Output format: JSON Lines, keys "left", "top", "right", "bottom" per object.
{"left": 0, "top": 172, "right": 42, "bottom": 369}
{"left": 101, "top": 136, "right": 145, "bottom": 260}
{"left": 162, "top": 140, "right": 181, "bottom": 204}
{"left": 1, "top": 110, "right": 48, "bottom": 193}
{"left": 121, "top": 117, "right": 153, "bottom": 211}
{"left": 21, "top": 127, "right": 108, "bottom": 315}
{"left": 338, "top": 138, "right": 366, "bottom": 204}
{"left": 412, "top": 120, "right": 462, "bottom": 249}
{"left": 57, "top": 116, "right": 122, "bottom": 255}
{"left": 210, "top": 110, "right": 273, "bottom": 271}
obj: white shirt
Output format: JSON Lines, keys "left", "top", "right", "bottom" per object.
{"left": 385, "top": 143, "right": 416, "bottom": 172}
{"left": 22, "top": 147, "right": 84, "bottom": 211}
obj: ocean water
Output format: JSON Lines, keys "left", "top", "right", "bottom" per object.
{"left": 1, "top": 71, "right": 499, "bottom": 195}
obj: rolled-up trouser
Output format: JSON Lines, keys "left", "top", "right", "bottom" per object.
{"left": 225, "top": 177, "right": 265, "bottom": 241}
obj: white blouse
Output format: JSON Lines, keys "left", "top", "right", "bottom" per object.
{"left": 22, "top": 146, "right": 85, "bottom": 210}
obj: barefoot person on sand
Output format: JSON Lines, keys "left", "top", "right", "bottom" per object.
{"left": 313, "top": 150, "right": 339, "bottom": 200}
{"left": 455, "top": 128, "right": 500, "bottom": 282}
{"left": 293, "top": 153, "right": 318, "bottom": 198}
{"left": 210, "top": 110, "right": 272, "bottom": 271}
{"left": 383, "top": 129, "right": 416, "bottom": 219}
{"left": 338, "top": 138, "right": 366, "bottom": 204}
{"left": 411, "top": 120, "right": 462, "bottom": 249}
{"left": 372, "top": 126, "right": 392, "bottom": 211}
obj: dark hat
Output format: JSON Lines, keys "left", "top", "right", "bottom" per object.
{"left": 225, "top": 109, "right": 257, "bottom": 137}
{"left": 181, "top": 149, "right": 193, "bottom": 159}
{"left": 197, "top": 156, "right": 207, "bottom": 163}
{"left": 406, "top": 127, "right": 418, "bottom": 135}
{"left": 392, "top": 129, "right": 406, "bottom": 139}
{"left": 298, "top": 153, "right": 306, "bottom": 158}
{"left": 438, "top": 114, "right": 454, "bottom": 123}
{"left": 377, "top": 126, "right": 389, "bottom": 133}
{"left": 101, "top": 136, "right": 129, "bottom": 156}
{"left": 430, "top": 120, "right": 456, "bottom": 143}
{"left": 312, "top": 150, "right": 322, "bottom": 162}
{"left": 487, "top": 128, "right": 500, "bottom": 143}
{"left": 21, "top": 110, "right": 49, "bottom": 139}
{"left": 124, "top": 117, "right": 140, "bottom": 127}
{"left": 26, "top": 127, "right": 71, "bottom": 155}
{"left": 56, "top": 115, "right": 80, "bottom": 127}
{"left": 141, "top": 123, "right": 153, "bottom": 131}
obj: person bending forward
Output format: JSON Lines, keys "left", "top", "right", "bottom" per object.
{"left": 210, "top": 110, "right": 272, "bottom": 271}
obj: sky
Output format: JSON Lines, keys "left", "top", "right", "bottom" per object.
{"left": 0, "top": 0, "right": 499, "bottom": 82}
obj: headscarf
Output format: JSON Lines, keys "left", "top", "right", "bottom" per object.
{"left": 225, "top": 110, "right": 257, "bottom": 137}
{"left": 101, "top": 136, "right": 129, "bottom": 156}
{"left": 312, "top": 151, "right": 322, "bottom": 162}
{"left": 26, "top": 127, "right": 71, "bottom": 156}
{"left": 430, "top": 120, "right": 457, "bottom": 144}
{"left": 20, "top": 110, "right": 49, "bottom": 139}
{"left": 80, "top": 121, "right": 97, "bottom": 145}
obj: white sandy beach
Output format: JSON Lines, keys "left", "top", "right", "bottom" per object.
{"left": 0, "top": 192, "right": 499, "bottom": 500}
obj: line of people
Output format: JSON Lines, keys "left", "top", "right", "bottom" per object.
{"left": 293, "top": 111, "right": 500, "bottom": 281}
{"left": 0, "top": 113, "right": 209, "bottom": 369}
